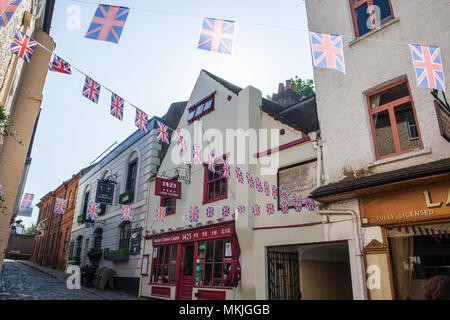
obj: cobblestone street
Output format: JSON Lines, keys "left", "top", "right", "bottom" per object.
{"left": 0, "top": 260, "right": 103, "bottom": 300}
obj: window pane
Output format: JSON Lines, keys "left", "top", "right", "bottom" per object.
{"left": 220, "top": 180, "right": 226, "bottom": 196}
{"left": 214, "top": 181, "right": 221, "bottom": 198}
{"left": 208, "top": 184, "right": 214, "bottom": 200}
{"left": 224, "top": 240, "right": 232, "bottom": 258}
{"left": 215, "top": 240, "right": 223, "bottom": 262}
{"left": 223, "top": 263, "right": 232, "bottom": 286}
{"left": 168, "top": 265, "right": 176, "bottom": 283}
{"left": 204, "top": 99, "right": 212, "bottom": 111}
{"left": 162, "top": 265, "right": 169, "bottom": 283}
{"left": 156, "top": 266, "right": 163, "bottom": 283}
{"left": 164, "top": 246, "right": 170, "bottom": 264}
{"left": 370, "top": 82, "right": 409, "bottom": 108}
{"left": 373, "top": 0, "right": 393, "bottom": 22}
{"left": 395, "top": 102, "right": 421, "bottom": 151}
{"left": 206, "top": 241, "right": 214, "bottom": 263}
{"left": 170, "top": 245, "right": 178, "bottom": 262}
{"left": 151, "top": 264, "right": 158, "bottom": 282}
{"left": 373, "top": 110, "right": 396, "bottom": 157}
{"left": 195, "top": 104, "right": 204, "bottom": 117}
{"left": 196, "top": 264, "right": 205, "bottom": 286}
{"left": 198, "top": 242, "right": 206, "bottom": 263}
{"left": 187, "top": 109, "right": 195, "bottom": 121}
{"left": 213, "top": 264, "right": 223, "bottom": 286}
{"left": 355, "top": 3, "right": 371, "bottom": 36}
{"left": 204, "top": 264, "right": 213, "bottom": 286}
{"left": 158, "top": 247, "right": 165, "bottom": 264}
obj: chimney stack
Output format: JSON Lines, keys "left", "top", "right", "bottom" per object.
{"left": 272, "top": 79, "right": 301, "bottom": 107}
{"left": 278, "top": 83, "right": 285, "bottom": 93}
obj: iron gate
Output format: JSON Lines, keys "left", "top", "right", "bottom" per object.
{"left": 267, "top": 249, "right": 301, "bottom": 300}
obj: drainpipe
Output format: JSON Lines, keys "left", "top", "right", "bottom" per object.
{"left": 138, "top": 178, "right": 153, "bottom": 298}
{"left": 317, "top": 208, "right": 367, "bottom": 300}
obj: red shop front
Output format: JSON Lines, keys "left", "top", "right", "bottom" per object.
{"left": 143, "top": 221, "right": 241, "bottom": 300}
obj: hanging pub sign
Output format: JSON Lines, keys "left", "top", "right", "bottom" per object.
{"left": 434, "top": 99, "right": 450, "bottom": 142}
{"left": 130, "top": 227, "right": 143, "bottom": 255}
{"left": 155, "top": 177, "right": 182, "bottom": 199}
{"left": 95, "top": 180, "right": 115, "bottom": 204}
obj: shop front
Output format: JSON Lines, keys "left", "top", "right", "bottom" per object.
{"left": 140, "top": 220, "right": 241, "bottom": 300}
{"left": 360, "top": 178, "right": 450, "bottom": 300}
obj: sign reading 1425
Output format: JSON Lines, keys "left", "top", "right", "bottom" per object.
{"left": 155, "top": 177, "right": 182, "bottom": 199}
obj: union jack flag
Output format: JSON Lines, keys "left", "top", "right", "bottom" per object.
{"left": 206, "top": 206, "right": 214, "bottom": 218}
{"left": 10, "top": 30, "right": 36, "bottom": 63}
{"left": 87, "top": 201, "right": 99, "bottom": 220}
{"left": 222, "top": 160, "right": 231, "bottom": 179}
{"left": 85, "top": 4, "right": 130, "bottom": 44}
{"left": 222, "top": 205, "right": 230, "bottom": 217}
{"left": 156, "top": 120, "right": 170, "bottom": 144}
{"left": 82, "top": 76, "right": 101, "bottom": 104}
{"left": 53, "top": 198, "right": 67, "bottom": 215}
{"left": 121, "top": 205, "right": 133, "bottom": 221}
{"left": 48, "top": 54, "right": 72, "bottom": 74}
{"left": 207, "top": 153, "right": 216, "bottom": 173}
{"left": 135, "top": 108, "right": 149, "bottom": 132}
{"left": 310, "top": 31, "right": 345, "bottom": 74}
{"left": 246, "top": 172, "right": 255, "bottom": 188}
{"left": 193, "top": 144, "right": 202, "bottom": 164}
{"left": 198, "top": 17, "right": 236, "bottom": 55}
{"left": 20, "top": 193, "right": 34, "bottom": 209}
{"left": 281, "top": 200, "right": 289, "bottom": 214}
{"left": 154, "top": 206, "right": 166, "bottom": 223}
{"left": 410, "top": 44, "right": 445, "bottom": 91}
{"left": 294, "top": 196, "right": 303, "bottom": 213}
{"left": 188, "top": 206, "right": 199, "bottom": 223}
{"left": 237, "top": 205, "right": 246, "bottom": 215}
{"left": 176, "top": 134, "right": 187, "bottom": 153}
{"left": 0, "top": 0, "right": 22, "bottom": 28}
{"left": 110, "top": 93, "right": 124, "bottom": 121}
{"left": 235, "top": 167, "right": 244, "bottom": 183}
{"left": 252, "top": 204, "right": 260, "bottom": 216}
{"left": 266, "top": 203, "right": 275, "bottom": 215}
{"left": 272, "top": 185, "right": 278, "bottom": 200}
{"left": 279, "top": 189, "right": 288, "bottom": 202}
{"left": 255, "top": 178, "right": 263, "bottom": 193}
{"left": 305, "top": 198, "right": 316, "bottom": 211}
{"left": 263, "top": 182, "right": 270, "bottom": 197}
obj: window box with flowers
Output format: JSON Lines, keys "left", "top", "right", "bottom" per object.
{"left": 119, "top": 189, "right": 134, "bottom": 204}
{"left": 105, "top": 249, "right": 129, "bottom": 262}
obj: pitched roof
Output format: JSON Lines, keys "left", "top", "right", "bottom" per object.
{"left": 201, "top": 70, "right": 319, "bottom": 133}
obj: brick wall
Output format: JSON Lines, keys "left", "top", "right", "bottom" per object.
{"left": 5, "top": 234, "right": 34, "bottom": 260}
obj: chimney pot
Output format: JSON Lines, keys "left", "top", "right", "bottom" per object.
{"left": 286, "top": 80, "right": 291, "bottom": 89}
{"left": 291, "top": 83, "right": 296, "bottom": 92}
{"left": 278, "top": 83, "right": 285, "bottom": 93}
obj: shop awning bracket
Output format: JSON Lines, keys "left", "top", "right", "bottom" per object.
{"left": 159, "top": 164, "right": 191, "bottom": 185}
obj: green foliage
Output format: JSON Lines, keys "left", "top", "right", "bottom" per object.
{"left": 106, "top": 248, "right": 129, "bottom": 257}
{"left": 0, "top": 105, "right": 22, "bottom": 145}
{"left": 23, "top": 224, "right": 36, "bottom": 236}
{"left": 68, "top": 256, "right": 80, "bottom": 261}
{"left": 267, "top": 76, "right": 315, "bottom": 101}
{"left": 87, "top": 248, "right": 103, "bottom": 261}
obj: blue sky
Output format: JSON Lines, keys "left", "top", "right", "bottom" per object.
{"left": 20, "top": 0, "right": 313, "bottom": 227}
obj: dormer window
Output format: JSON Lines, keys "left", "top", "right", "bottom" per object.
{"left": 187, "top": 92, "right": 216, "bottom": 124}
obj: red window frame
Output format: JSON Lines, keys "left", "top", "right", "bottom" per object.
{"left": 187, "top": 92, "right": 216, "bottom": 124}
{"left": 160, "top": 197, "right": 176, "bottom": 215}
{"left": 149, "top": 244, "right": 179, "bottom": 285}
{"left": 202, "top": 159, "right": 228, "bottom": 205}
{"left": 349, "top": 0, "right": 394, "bottom": 37}
{"left": 367, "top": 79, "right": 423, "bottom": 161}
{"left": 195, "top": 238, "right": 234, "bottom": 288}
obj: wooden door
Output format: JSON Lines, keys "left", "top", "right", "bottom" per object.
{"left": 177, "top": 244, "right": 195, "bottom": 300}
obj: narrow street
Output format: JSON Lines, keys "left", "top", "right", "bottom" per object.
{"left": 0, "top": 260, "right": 103, "bottom": 300}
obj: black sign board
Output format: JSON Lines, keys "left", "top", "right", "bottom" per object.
{"left": 95, "top": 180, "right": 115, "bottom": 204}
{"left": 434, "top": 100, "right": 450, "bottom": 142}
{"left": 130, "top": 227, "right": 143, "bottom": 255}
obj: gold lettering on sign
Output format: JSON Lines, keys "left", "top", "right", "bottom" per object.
{"left": 422, "top": 190, "right": 443, "bottom": 208}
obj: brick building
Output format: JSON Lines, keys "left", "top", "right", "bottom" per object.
{"left": 31, "top": 166, "right": 92, "bottom": 270}
{"left": 0, "top": 0, "right": 55, "bottom": 272}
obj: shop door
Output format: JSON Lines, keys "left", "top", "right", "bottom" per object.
{"left": 177, "top": 244, "right": 195, "bottom": 300}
